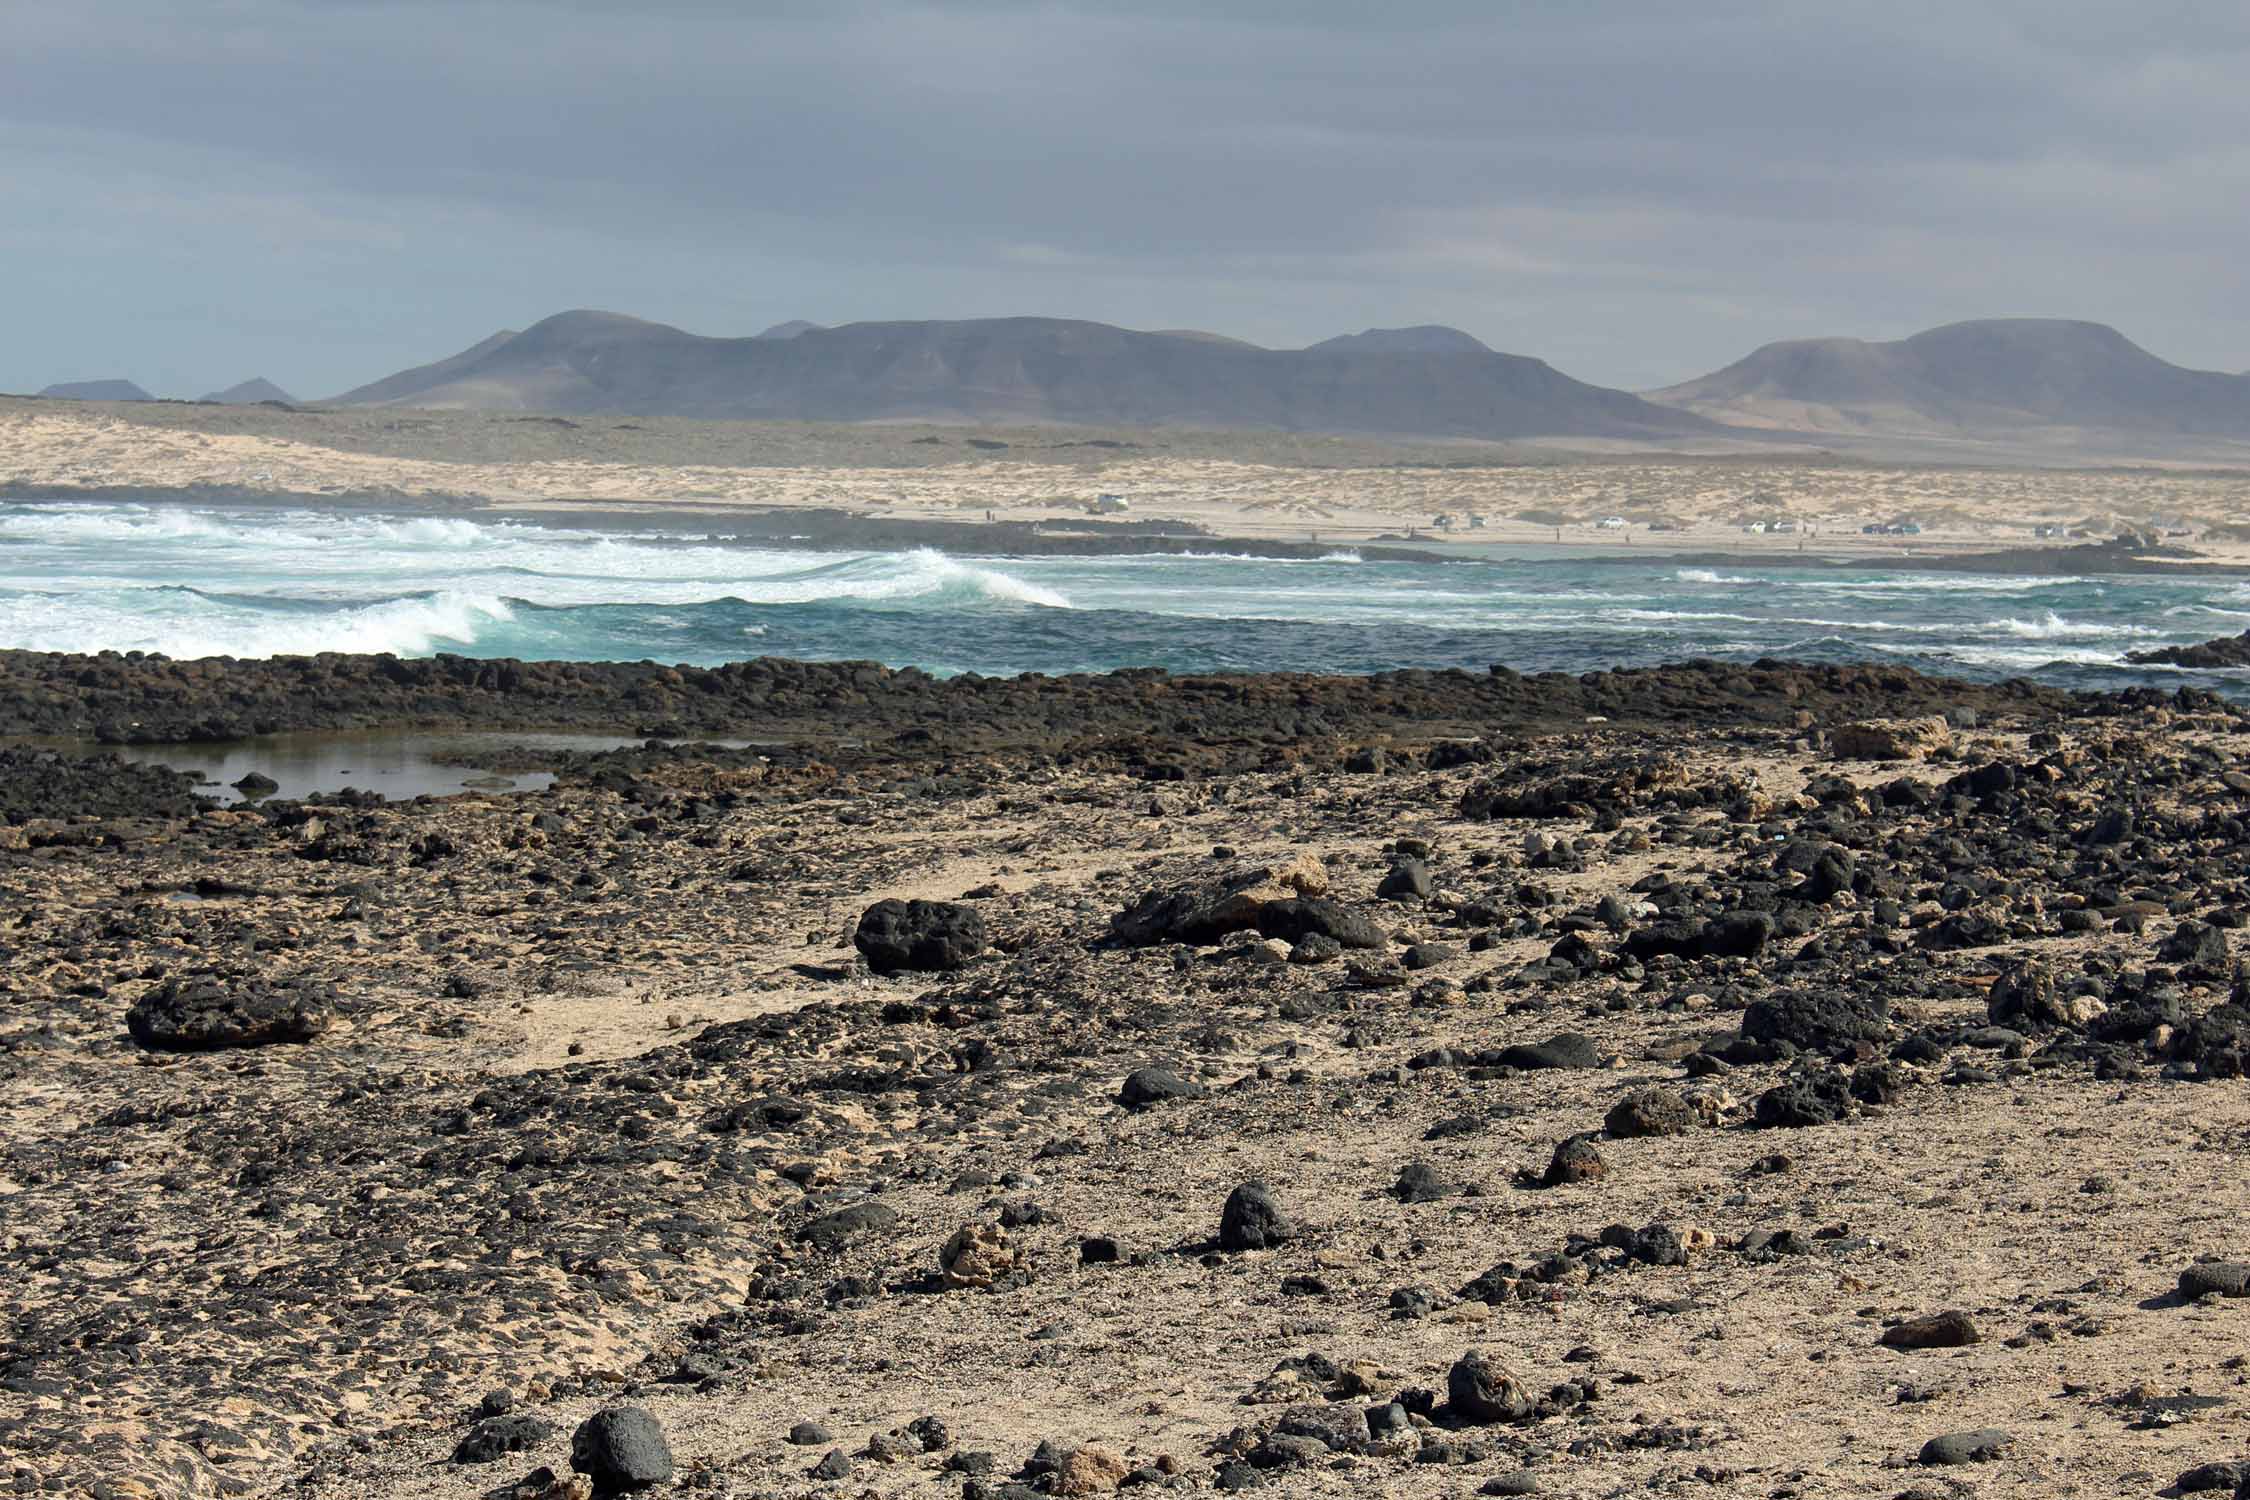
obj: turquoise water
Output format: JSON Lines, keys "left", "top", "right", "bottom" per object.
{"left": 3, "top": 500, "right": 2247, "bottom": 691}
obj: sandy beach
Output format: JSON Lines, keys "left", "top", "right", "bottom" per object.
{"left": 6, "top": 397, "right": 2250, "bottom": 567}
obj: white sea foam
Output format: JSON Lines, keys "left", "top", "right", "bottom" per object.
{"left": 0, "top": 587, "right": 513, "bottom": 659}
{"left": 1992, "top": 612, "right": 2154, "bottom": 641}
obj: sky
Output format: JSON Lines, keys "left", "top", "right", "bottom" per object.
{"left": 4, "top": 0, "right": 2246, "bottom": 400}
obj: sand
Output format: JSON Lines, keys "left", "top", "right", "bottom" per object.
{"left": 5, "top": 397, "right": 2250, "bottom": 564}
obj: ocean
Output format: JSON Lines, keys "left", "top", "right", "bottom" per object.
{"left": 4, "top": 499, "right": 2247, "bottom": 692}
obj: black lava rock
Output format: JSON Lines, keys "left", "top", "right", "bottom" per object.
{"left": 1219, "top": 1182, "right": 1296, "bottom": 1251}
{"left": 1446, "top": 1349, "right": 1530, "bottom": 1423}
{"left": 1498, "top": 1032, "right": 1600, "bottom": 1070}
{"left": 124, "top": 972, "right": 336, "bottom": 1051}
{"left": 853, "top": 899, "right": 989, "bottom": 974}
{"left": 571, "top": 1406, "right": 675, "bottom": 1493}
{"left": 797, "top": 1200, "right": 901, "bottom": 1251}
{"left": 1117, "top": 1066, "right": 1208, "bottom": 1111}
{"left": 1752, "top": 1068, "right": 1855, "bottom": 1129}
{"left": 453, "top": 1414, "right": 557, "bottom": 1463}
{"left": 1392, "top": 1162, "right": 1456, "bottom": 1203}
{"left": 1377, "top": 858, "right": 1434, "bottom": 900}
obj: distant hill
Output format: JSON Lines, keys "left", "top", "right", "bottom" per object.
{"left": 1308, "top": 326, "right": 1491, "bottom": 356}
{"left": 199, "top": 377, "right": 297, "bottom": 405}
{"left": 326, "top": 310, "right": 1715, "bottom": 442}
{"left": 332, "top": 329, "right": 522, "bottom": 408}
{"left": 40, "top": 379, "right": 154, "bottom": 402}
{"left": 754, "top": 320, "right": 822, "bottom": 340}
{"left": 1647, "top": 319, "right": 2250, "bottom": 441}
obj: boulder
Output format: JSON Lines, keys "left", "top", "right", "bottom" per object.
{"left": 1497, "top": 1032, "right": 1600, "bottom": 1070}
{"left": 125, "top": 973, "right": 336, "bottom": 1051}
{"left": 939, "top": 1223, "right": 1023, "bottom": 1288}
{"left": 1605, "top": 1087, "right": 1694, "bottom": 1139}
{"left": 1917, "top": 1428, "right": 2010, "bottom": 1466}
{"left": 1987, "top": 960, "right": 2107, "bottom": 1032}
{"left": 1054, "top": 1446, "right": 1130, "bottom": 1494}
{"left": 797, "top": 1200, "right": 900, "bottom": 1251}
{"left": 1446, "top": 1350, "right": 1530, "bottom": 1424}
{"left": 2179, "top": 1260, "right": 2250, "bottom": 1299}
{"left": 1219, "top": 1182, "right": 1295, "bottom": 1251}
{"left": 1542, "top": 1135, "right": 1606, "bottom": 1186}
{"left": 1117, "top": 1066, "right": 1207, "bottom": 1111}
{"left": 571, "top": 1407, "right": 674, "bottom": 1493}
{"left": 854, "top": 899, "right": 988, "bottom": 974}
{"left": 1108, "top": 861, "right": 1330, "bottom": 947}
{"left": 1832, "top": 717, "right": 1951, "bottom": 761}
{"left": 1751, "top": 1068, "right": 1855, "bottom": 1129}
{"left": 1741, "top": 989, "right": 1890, "bottom": 1053}
{"left": 454, "top": 1414, "right": 558, "bottom": 1463}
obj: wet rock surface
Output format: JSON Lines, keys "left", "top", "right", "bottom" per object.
{"left": 0, "top": 657, "right": 2246, "bottom": 1499}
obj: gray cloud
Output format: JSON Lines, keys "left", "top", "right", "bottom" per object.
{"left": 3, "top": 1, "right": 2244, "bottom": 398}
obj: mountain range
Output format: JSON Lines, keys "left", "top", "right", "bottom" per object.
{"left": 1646, "top": 319, "right": 2250, "bottom": 440}
{"left": 39, "top": 379, "right": 154, "bottom": 402}
{"left": 324, "top": 312, "right": 1718, "bottom": 442}
{"left": 30, "top": 315, "right": 2249, "bottom": 458}
{"left": 199, "top": 377, "right": 298, "bottom": 405}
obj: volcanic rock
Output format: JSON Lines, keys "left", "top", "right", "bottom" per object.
{"left": 1219, "top": 1182, "right": 1295, "bottom": 1251}
{"left": 1117, "top": 1066, "right": 1207, "bottom": 1111}
{"left": 1447, "top": 1349, "right": 1531, "bottom": 1423}
{"left": 1880, "top": 1310, "right": 1981, "bottom": 1349}
{"left": 853, "top": 899, "right": 988, "bottom": 974}
{"left": 2179, "top": 1261, "right": 2250, "bottom": 1299}
{"left": 1605, "top": 1087, "right": 1694, "bottom": 1138}
{"left": 1542, "top": 1135, "right": 1607, "bottom": 1186}
{"left": 1832, "top": 718, "right": 1952, "bottom": 761}
{"left": 571, "top": 1407, "right": 674, "bottom": 1493}
{"left": 1917, "top": 1428, "right": 2011, "bottom": 1465}
{"left": 940, "top": 1223, "right": 1024, "bottom": 1288}
{"left": 124, "top": 973, "right": 336, "bottom": 1050}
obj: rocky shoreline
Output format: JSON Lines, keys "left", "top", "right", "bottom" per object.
{"left": 6, "top": 659, "right": 2250, "bottom": 1500}
{"left": 0, "top": 648, "right": 2106, "bottom": 751}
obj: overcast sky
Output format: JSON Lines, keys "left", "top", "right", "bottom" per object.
{"left": 5, "top": 0, "right": 2245, "bottom": 399}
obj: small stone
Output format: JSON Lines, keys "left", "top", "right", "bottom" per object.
{"left": 1377, "top": 857, "right": 1434, "bottom": 901}
{"left": 811, "top": 1448, "right": 853, "bottom": 1480}
{"left": 1276, "top": 1401, "right": 1371, "bottom": 1453}
{"left": 787, "top": 1421, "right": 832, "bottom": 1446}
{"left": 1080, "top": 1235, "right": 1122, "bottom": 1264}
{"left": 905, "top": 1415, "right": 951, "bottom": 1452}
